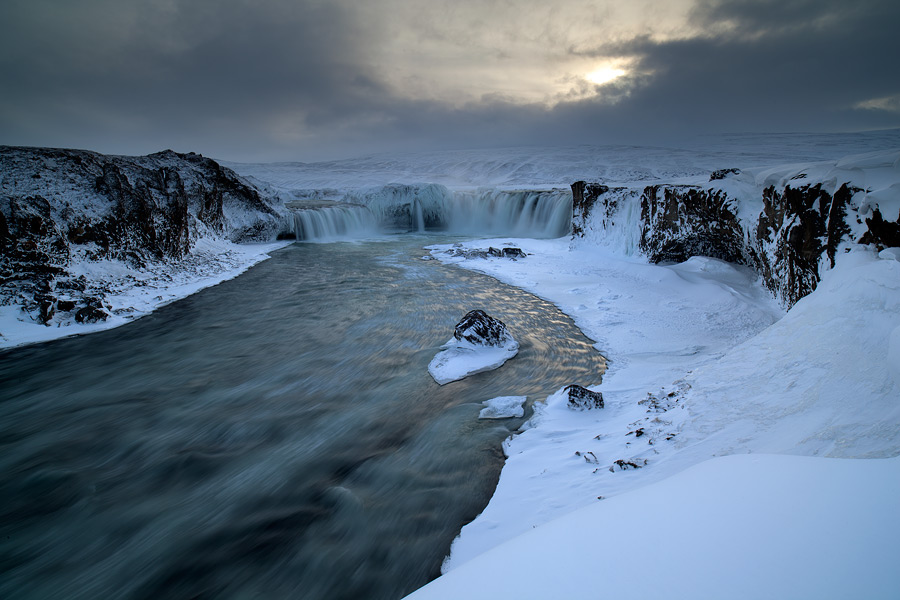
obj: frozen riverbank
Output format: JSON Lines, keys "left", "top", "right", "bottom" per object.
{"left": 412, "top": 235, "right": 900, "bottom": 596}
{"left": 0, "top": 239, "right": 288, "bottom": 349}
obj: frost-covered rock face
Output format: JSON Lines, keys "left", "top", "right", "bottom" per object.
{"left": 453, "top": 309, "right": 515, "bottom": 348}
{"left": 0, "top": 146, "right": 284, "bottom": 325}
{"left": 572, "top": 152, "right": 900, "bottom": 307}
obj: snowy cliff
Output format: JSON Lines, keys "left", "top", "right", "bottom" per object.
{"left": 572, "top": 150, "right": 900, "bottom": 306}
{"left": 0, "top": 146, "right": 285, "bottom": 333}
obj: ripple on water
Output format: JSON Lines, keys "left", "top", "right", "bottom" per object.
{"left": 0, "top": 236, "right": 605, "bottom": 600}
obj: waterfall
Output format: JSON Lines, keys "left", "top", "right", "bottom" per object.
{"left": 282, "top": 185, "right": 573, "bottom": 241}
{"left": 288, "top": 204, "right": 379, "bottom": 241}
{"left": 445, "top": 189, "right": 572, "bottom": 238}
{"left": 413, "top": 198, "right": 426, "bottom": 233}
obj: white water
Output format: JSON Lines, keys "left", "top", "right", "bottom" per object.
{"left": 445, "top": 189, "right": 571, "bottom": 238}
{"left": 288, "top": 203, "right": 379, "bottom": 241}
{"left": 288, "top": 185, "right": 572, "bottom": 240}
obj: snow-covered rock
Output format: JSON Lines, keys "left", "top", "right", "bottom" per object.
{"left": 0, "top": 146, "right": 287, "bottom": 344}
{"left": 572, "top": 149, "right": 900, "bottom": 307}
{"left": 428, "top": 310, "right": 519, "bottom": 385}
{"left": 564, "top": 384, "right": 604, "bottom": 410}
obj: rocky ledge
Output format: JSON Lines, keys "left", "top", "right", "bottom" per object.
{"left": 572, "top": 150, "right": 900, "bottom": 307}
{"left": 1, "top": 146, "right": 285, "bottom": 327}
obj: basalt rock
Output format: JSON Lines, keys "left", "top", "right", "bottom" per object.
{"left": 74, "top": 298, "right": 109, "bottom": 324}
{"left": 1, "top": 146, "right": 284, "bottom": 326}
{"left": 640, "top": 185, "right": 747, "bottom": 265}
{"left": 565, "top": 384, "right": 604, "bottom": 410}
{"left": 709, "top": 168, "right": 741, "bottom": 181}
{"left": 572, "top": 174, "right": 894, "bottom": 307}
{"left": 488, "top": 246, "right": 527, "bottom": 259}
{"left": 454, "top": 310, "right": 515, "bottom": 348}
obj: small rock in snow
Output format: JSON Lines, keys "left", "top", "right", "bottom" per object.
{"left": 565, "top": 384, "right": 604, "bottom": 410}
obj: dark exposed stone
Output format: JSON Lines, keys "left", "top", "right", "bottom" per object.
{"left": 501, "top": 247, "right": 526, "bottom": 258}
{"left": 860, "top": 208, "right": 900, "bottom": 249}
{"left": 571, "top": 176, "right": 888, "bottom": 307}
{"left": 565, "top": 384, "right": 604, "bottom": 410}
{"left": 640, "top": 185, "right": 746, "bottom": 265}
{"left": 487, "top": 246, "right": 525, "bottom": 258}
{"left": 1, "top": 145, "right": 284, "bottom": 326}
{"left": 453, "top": 310, "right": 514, "bottom": 348}
{"left": 56, "top": 299, "right": 76, "bottom": 311}
{"left": 74, "top": 304, "right": 108, "bottom": 324}
{"left": 571, "top": 181, "right": 611, "bottom": 237}
{"left": 709, "top": 168, "right": 741, "bottom": 181}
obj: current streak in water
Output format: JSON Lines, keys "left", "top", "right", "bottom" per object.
{"left": 0, "top": 236, "right": 604, "bottom": 599}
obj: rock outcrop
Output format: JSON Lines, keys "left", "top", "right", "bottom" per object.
{"left": 571, "top": 151, "right": 900, "bottom": 307}
{"left": 565, "top": 384, "right": 605, "bottom": 410}
{"left": 1, "top": 146, "right": 284, "bottom": 325}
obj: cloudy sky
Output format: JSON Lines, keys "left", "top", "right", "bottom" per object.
{"left": 2, "top": 0, "right": 898, "bottom": 162}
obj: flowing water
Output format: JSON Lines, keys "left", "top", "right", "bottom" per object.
{"left": 0, "top": 236, "right": 605, "bottom": 599}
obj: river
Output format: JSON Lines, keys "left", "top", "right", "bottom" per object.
{"left": 0, "top": 236, "right": 605, "bottom": 599}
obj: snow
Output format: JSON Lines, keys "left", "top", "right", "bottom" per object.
{"left": 0, "top": 239, "right": 288, "bottom": 349}
{"left": 428, "top": 336, "right": 519, "bottom": 385}
{"left": 225, "top": 130, "right": 900, "bottom": 193}
{"left": 479, "top": 395, "right": 526, "bottom": 419}
{"left": 5, "top": 135, "right": 899, "bottom": 596}
{"left": 419, "top": 205, "right": 898, "bottom": 595}
{"left": 406, "top": 453, "right": 900, "bottom": 600}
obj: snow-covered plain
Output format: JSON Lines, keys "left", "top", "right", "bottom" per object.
{"left": 406, "top": 453, "right": 900, "bottom": 600}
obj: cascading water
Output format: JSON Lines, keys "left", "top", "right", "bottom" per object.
{"left": 335, "top": 184, "right": 572, "bottom": 238}
{"left": 286, "top": 202, "right": 379, "bottom": 241}
{"left": 445, "top": 189, "right": 572, "bottom": 238}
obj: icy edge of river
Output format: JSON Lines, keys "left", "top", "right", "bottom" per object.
{"left": 0, "top": 238, "right": 290, "bottom": 350}
{"left": 418, "top": 236, "right": 900, "bottom": 594}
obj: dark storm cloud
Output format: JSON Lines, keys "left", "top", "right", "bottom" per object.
{"left": 563, "top": 0, "right": 900, "bottom": 136}
{"left": 0, "top": 0, "right": 393, "bottom": 159}
{"left": 1, "top": 0, "right": 898, "bottom": 161}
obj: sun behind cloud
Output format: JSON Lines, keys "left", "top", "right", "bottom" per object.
{"left": 585, "top": 67, "right": 627, "bottom": 86}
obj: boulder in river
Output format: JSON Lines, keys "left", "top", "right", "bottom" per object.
{"left": 454, "top": 309, "right": 516, "bottom": 347}
{"left": 428, "top": 310, "right": 519, "bottom": 385}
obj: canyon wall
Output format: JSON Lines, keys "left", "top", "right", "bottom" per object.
{"left": 572, "top": 151, "right": 900, "bottom": 307}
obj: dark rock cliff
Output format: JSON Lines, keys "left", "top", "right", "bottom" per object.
{"left": 1, "top": 146, "right": 284, "bottom": 325}
{"left": 572, "top": 167, "right": 899, "bottom": 307}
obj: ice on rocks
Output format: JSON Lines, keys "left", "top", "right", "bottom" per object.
{"left": 428, "top": 310, "right": 519, "bottom": 385}
{"left": 479, "top": 396, "right": 526, "bottom": 419}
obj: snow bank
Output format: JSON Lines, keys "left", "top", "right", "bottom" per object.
{"left": 425, "top": 234, "right": 899, "bottom": 587}
{"left": 0, "top": 240, "right": 287, "bottom": 349}
{"left": 407, "top": 454, "right": 900, "bottom": 600}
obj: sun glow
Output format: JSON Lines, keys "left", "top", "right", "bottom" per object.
{"left": 586, "top": 67, "right": 627, "bottom": 86}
